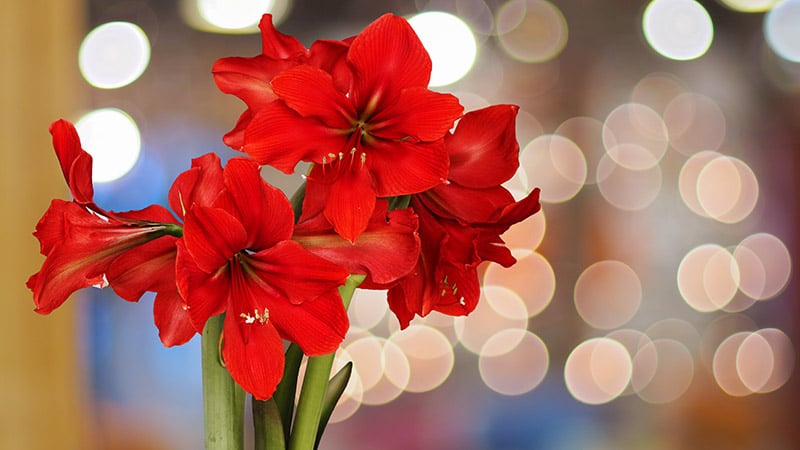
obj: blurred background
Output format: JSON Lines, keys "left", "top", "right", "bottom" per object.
{"left": 2, "top": 0, "right": 799, "bottom": 448}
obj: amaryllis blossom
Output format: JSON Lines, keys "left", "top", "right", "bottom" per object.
{"left": 176, "top": 157, "right": 350, "bottom": 399}
{"left": 384, "top": 105, "right": 542, "bottom": 328}
{"left": 213, "top": 14, "right": 353, "bottom": 149}
{"left": 222, "top": 13, "right": 464, "bottom": 242}
{"left": 27, "top": 120, "right": 194, "bottom": 346}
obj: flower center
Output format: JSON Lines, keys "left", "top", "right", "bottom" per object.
{"left": 240, "top": 308, "right": 269, "bottom": 325}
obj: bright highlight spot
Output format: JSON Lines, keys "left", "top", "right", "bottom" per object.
{"left": 565, "top": 338, "right": 632, "bottom": 405}
{"left": 496, "top": 0, "right": 568, "bottom": 62}
{"left": 596, "top": 154, "right": 662, "bottom": 211}
{"left": 499, "top": 208, "right": 546, "bottom": 259}
{"left": 720, "top": 0, "right": 781, "bottom": 12}
{"left": 632, "top": 339, "right": 694, "bottom": 404}
{"left": 197, "top": 0, "right": 276, "bottom": 30}
{"left": 388, "top": 325, "right": 454, "bottom": 393}
{"left": 483, "top": 252, "right": 555, "bottom": 318}
{"left": 602, "top": 103, "right": 669, "bottom": 170}
{"left": 454, "top": 286, "right": 529, "bottom": 354}
{"left": 79, "top": 22, "right": 150, "bottom": 89}
{"left": 520, "top": 134, "right": 587, "bottom": 203}
{"left": 713, "top": 328, "right": 794, "bottom": 396}
{"left": 349, "top": 289, "right": 389, "bottom": 330}
{"left": 75, "top": 108, "right": 142, "bottom": 183}
{"left": 734, "top": 233, "right": 792, "bottom": 300}
{"left": 574, "top": 260, "right": 642, "bottom": 330}
{"left": 642, "top": 0, "right": 714, "bottom": 61}
{"left": 765, "top": 0, "right": 800, "bottom": 62}
{"left": 677, "top": 244, "right": 740, "bottom": 312}
{"left": 479, "top": 330, "right": 548, "bottom": 395}
{"left": 696, "top": 155, "right": 759, "bottom": 223}
{"left": 409, "top": 11, "right": 477, "bottom": 87}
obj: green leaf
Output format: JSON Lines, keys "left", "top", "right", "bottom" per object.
{"left": 253, "top": 397, "right": 286, "bottom": 450}
{"left": 314, "top": 362, "right": 353, "bottom": 450}
{"left": 274, "top": 343, "right": 304, "bottom": 439}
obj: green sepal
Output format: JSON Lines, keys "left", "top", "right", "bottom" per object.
{"left": 386, "top": 195, "right": 411, "bottom": 211}
{"left": 314, "top": 361, "right": 353, "bottom": 450}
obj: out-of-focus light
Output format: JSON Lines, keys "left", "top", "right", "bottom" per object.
{"left": 642, "top": 0, "right": 714, "bottom": 61}
{"left": 596, "top": 154, "right": 662, "bottom": 211}
{"left": 737, "top": 332, "right": 774, "bottom": 392}
{"left": 679, "top": 150, "right": 721, "bottom": 218}
{"left": 499, "top": 208, "right": 546, "bottom": 260}
{"left": 564, "top": 338, "right": 632, "bottom": 405}
{"left": 734, "top": 233, "right": 792, "bottom": 300}
{"left": 677, "top": 244, "right": 740, "bottom": 312}
{"left": 555, "top": 117, "right": 604, "bottom": 184}
{"left": 75, "top": 108, "right": 142, "bottom": 183}
{"left": 479, "top": 330, "right": 548, "bottom": 395}
{"left": 714, "top": 328, "right": 794, "bottom": 396}
{"left": 521, "top": 135, "right": 586, "bottom": 203}
{"left": 409, "top": 11, "right": 477, "bottom": 87}
{"left": 753, "top": 328, "right": 795, "bottom": 393}
{"left": 632, "top": 339, "right": 694, "bottom": 404}
{"left": 713, "top": 331, "right": 755, "bottom": 396}
{"left": 483, "top": 252, "right": 555, "bottom": 318}
{"left": 765, "top": 0, "right": 800, "bottom": 62}
{"left": 574, "top": 260, "right": 642, "bottom": 330}
{"left": 359, "top": 338, "right": 409, "bottom": 405}
{"left": 664, "top": 93, "right": 726, "bottom": 155}
{"left": 699, "top": 314, "right": 757, "bottom": 370}
{"left": 606, "top": 329, "right": 652, "bottom": 396}
{"left": 79, "top": 22, "right": 150, "bottom": 89}
{"left": 453, "top": 286, "right": 529, "bottom": 354}
{"left": 645, "top": 318, "right": 700, "bottom": 354}
{"left": 328, "top": 348, "right": 363, "bottom": 423}
{"left": 183, "top": 0, "right": 291, "bottom": 33}
{"left": 345, "top": 337, "right": 385, "bottom": 392}
{"left": 388, "top": 325, "right": 454, "bottom": 393}
{"left": 602, "top": 103, "right": 669, "bottom": 170}
{"left": 349, "top": 289, "right": 389, "bottom": 330}
{"left": 631, "top": 72, "right": 687, "bottom": 114}
{"left": 696, "top": 155, "right": 759, "bottom": 223}
{"left": 720, "top": 0, "right": 781, "bottom": 12}
{"left": 496, "top": 0, "right": 568, "bottom": 62}
{"left": 456, "top": 0, "right": 494, "bottom": 36}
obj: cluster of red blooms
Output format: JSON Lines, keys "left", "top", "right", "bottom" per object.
{"left": 28, "top": 14, "right": 540, "bottom": 400}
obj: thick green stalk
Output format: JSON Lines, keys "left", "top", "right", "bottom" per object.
{"left": 253, "top": 398, "right": 285, "bottom": 450}
{"left": 202, "top": 314, "right": 245, "bottom": 450}
{"left": 288, "top": 274, "right": 365, "bottom": 450}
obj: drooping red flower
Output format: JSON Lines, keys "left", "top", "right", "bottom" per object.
{"left": 175, "top": 157, "right": 350, "bottom": 399}
{"left": 212, "top": 14, "right": 353, "bottom": 149}
{"left": 226, "top": 13, "right": 463, "bottom": 242}
{"left": 28, "top": 120, "right": 194, "bottom": 346}
{"left": 383, "top": 105, "right": 542, "bottom": 328}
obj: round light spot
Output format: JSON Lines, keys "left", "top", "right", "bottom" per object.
{"left": 75, "top": 108, "right": 142, "bottom": 183}
{"left": 596, "top": 154, "right": 662, "bottom": 211}
{"left": 632, "top": 339, "right": 694, "bottom": 404}
{"left": 328, "top": 348, "right": 363, "bottom": 423}
{"left": 643, "top": 0, "right": 714, "bottom": 61}
{"left": 388, "top": 325, "right": 454, "bottom": 393}
{"left": 696, "top": 155, "right": 759, "bottom": 223}
{"left": 409, "top": 11, "right": 478, "bottom": 87}
{"left": 765, "top": 0, "right": 800, "bottom": 62}
{"left": 500, "top": 208, "right": 546, "bottom": 259}
{"left": 734, "top": 233, "right": 791, "bottom": 301}
{"left": 753, "top": 328, "right": 795, "bottom": 393}
{"left": 496, "top": 0, "right": 568, "bottom": 62}
{"left": 479, "top": 330, "right": 549, "bottom": 395}
{"left": 713, "top": 331, "right": 753, "bottom": 396}
{"left": 631, "top": 72, "right": 688, "bottom": 114}
{"left": 349, "top": 289, "right": 389, "bottom": 330}
{"left": 720, "top": 0, "right": 781, "bottom": 12}
{"left": 736, "top": 332, "right": 774, "bottom": 392}
{"left": 602, "top": 103, "right": 669, "bottom": 170}
{"left": 574, "top": 260, "right": 642, "bottom": 330}
{"left": 678, "top": 150, "right": 721, "bottom": 218}
{"left": 197, "top": 0, "right": 275, "bottom": 30}
{"left": 520, "top": 134, "right": 587, "bottom": 203}
{"left": 555, "top": 117, "right": 605, "bottom": 184}
{"left": 344, "top": 337, "right": 385, "bottom": 391}
{"left": 483, "top": 252, "right": 555, "bottom": 318}
{"left": 700, "top": 314, "right": 757, "bottom": 371}
{"left": 79, "top": 22, "right": 150, "bottom": 89}
{"left": 564, "top": 338, "right": 632, "bottom": 405}
{"left": 453, "top": 286, "right": 529, "bottom": 354}
{"left": 677, "top": 244, "right": 740, "bottom": 312}
{"left": 663, "top": 93, "right": 726, "bottom": 155}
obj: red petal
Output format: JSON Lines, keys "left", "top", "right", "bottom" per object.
{"left": 295, "top": 200, "right": 420, "bottom": 285}
{"left": 183, "top": 206, "right": 247, "bottom": 273}
{"left": 223, "top": 110, "right": 252, "bottom": 151}
{"left": 243, "top": 104, "right": 347, "bottom": 172}
{"left": 308, "top": 39, "right": 353, "bottom": 93}
{"left": 267, "top": 288, "right": 349, "bottom": 356}
{"left": 421, "top": 183, "right": 516, "bottom": 224}
{"left": 445, "top": 105, "right": 520, "bottom": 188}
{"left": 259, "top": 14, "right": 306, "bottom": 59}
{"left": 168, "top": 153, "right": 225, "bottom": 220}
{"left": 153, "top": 290, "right": 196, "bottom": 347}
{"left": 175, "top": 240, "right": 228, "bottom": 331}
{"left": 367, "top": 139, "right": 448, "bottom": 197}
{"left": 212, "top": 56, "right": 294, "bottom": 110}
{"left": 324, "top": 169, "right": 376, "bottom": 242}
{"left": 217, "top": 158, "right": 294, "bottom": 250}
{"left": 348, "top": 14, "right": 432, "bottom": 112}
{"left": 222, "top": 313, "right": 285, "bottom": 400}
{"left": 271, "top": 65, "right": 356, "bottom": 128}
{"left": 50, "top": 119, "right": 94, "bottom": 205}
{"left": 369, "top": 88, "right": 463, "bottom": 142}
{"left": 107, "top": 235, "right": 178, "bottom": 301}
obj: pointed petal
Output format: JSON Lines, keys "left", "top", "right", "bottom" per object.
{"left": 212, "top": 56, "right": 293, "bottom": 110}
{"left": 175, "top": 240, "right": 228, "bottom": 331}
{"left": 271, "top": 65, "right": 356, "bottom": 128}
{"left": 107, "top": 235, "right": 178, "bottom": 301}
{"left": 259, "top": 14, "right": 306, "bottom": 59}
{"left": 222, "top": 313, "right": 285, "bottom": 400}
{"left": 308, "top": 39, "right": 353, "bottom": 93}
{"left": 387, "top": 285, "right": 416, "bottom": 330}
{"left": 367, "top": 139, "right": 448, "bottom": 197}
{"left": 267, "top": 288, "right": 349, "bottom": 356}
{"left": 369, "top": 88, "right": 463, "bottom": 142}
{"left": 421, "top": 183, "right": 516, "bottom": 224}
{"left": 445, "top": 105, "right": 520, "bottom": 188}
{"left": 153, "top": 290, "right": 196, "bottom": 347}
{"left": 50, "top": 119, "right": 94, "bottom": 205}
{"left": 243, "top": 104, "right": 347, "bottom": 172}
{"left": 223, "top": 109, "right": 252, "bottom": 151}
{"left": 324, "top": 169, "right": 376, "bottom": 242}
{"left": 183, "top": 206, "right": 247, "bottom": 273}
{"left": 168, "top": 153, "right": 225, "bottom": 220}
{"left": 349, "top": 14, "right": 432, "bottom": 111}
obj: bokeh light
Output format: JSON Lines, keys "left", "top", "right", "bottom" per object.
{"left": 328, "top": 348, "right": 364, "bottom": 423}
{"left": 752, "top": 328, "right": 795, "bottom": 393}
{"left": 496, "top": 0, "right": 568, "bottom": 62}
{"left": 720, "top": 0, "right": 781, "bottom": 12}
{"left": 696, "top": 155, "right": 759, "bottom": 223}
{"left": 387, "top": 325, "right": 454, "bottom": 393}
{"left": 573, "top": 260, "right": 642, "bottom": 330}
{"left": 498, "top": 209, "right": 546, "bottom": 260}
{"left": 596, "top": 154, "right": 662, "bottom": 211}
{"left": 679, "top": 150, "right": 721, "bottom": 218}
{"left": 734, "top": 233, "right": 792, "bottom": 300}
{"left": 75, "top": 108, "right": 142, "bottom": 183}
{"left": 482, "top": 252, "right": 555, "bottom": 318}
{"left": 555, "top": 117, "right": 604, "bottom": 184}
{"left": 677, "top": 244, "right": 741, "bottom": 312}
{"left": 479, "top": 330, "right": 548, "bottom": 395}
{"left": 520, "top": 134, "right": 587, "bottom": 203}
{"left": 409, "top": 11, "right": 478, "bottom": 87}
{"left": 642, "top": 0, "right": 714, "bottom": 61}
{"left": 602, "top": 103, "right": 669, "bottom": 170}
{"left": 79, "top": 22, "right": 150, "bottom": 89}
{"left": 631, "top": 72, "right": 687, "bottom": 114}
{"left": 183, "top": 0, "right": 291, "bottom": 32}
{"left": 663, "top": 92, "right": 726, "bottom": 155}
{"left": 764, "top": 0, "right": 800, "bottom": 62}
{"left": 564, "top": 338, "right": 632, "bottom": 405}
{"left": 349, "top": 289, "right": 389, "bottom": 330}
{"left": 631, "top": 339, "right": 694, "bottom": 404}
{"left": 454, "top": 286, "right": 529, "bottom": 354}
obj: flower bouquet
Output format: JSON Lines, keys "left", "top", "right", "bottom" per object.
{"left": 28, "top": 12, "right": 540, "bottom": 449}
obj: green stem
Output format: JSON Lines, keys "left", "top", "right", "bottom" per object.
{"left": 202, "top": 314, "right": 245, "bottom": 450}
{"left": 253, "top": 398, "right": 285, "bottom": 450}
{"left": 288, "top": 274, "right": 365, "bottom": 450}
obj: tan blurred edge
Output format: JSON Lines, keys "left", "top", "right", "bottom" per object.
{"left": 0, "top": 1, "right": 93, "bottom": 449}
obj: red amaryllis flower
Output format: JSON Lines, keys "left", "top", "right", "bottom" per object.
{"left": 383, "top": 105, "right": 542, "bottom": 328}
{"left": 213, "top": 14, "right": 353, "bottom": 149}
{"left": 28, "top": 120, "right": 194, "bottom": 346}
{"left": 176, "top": 157, "right": 350, "bottom": 399}
{"left": 232, "top": 13, "right": 463, "bottom": 242}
